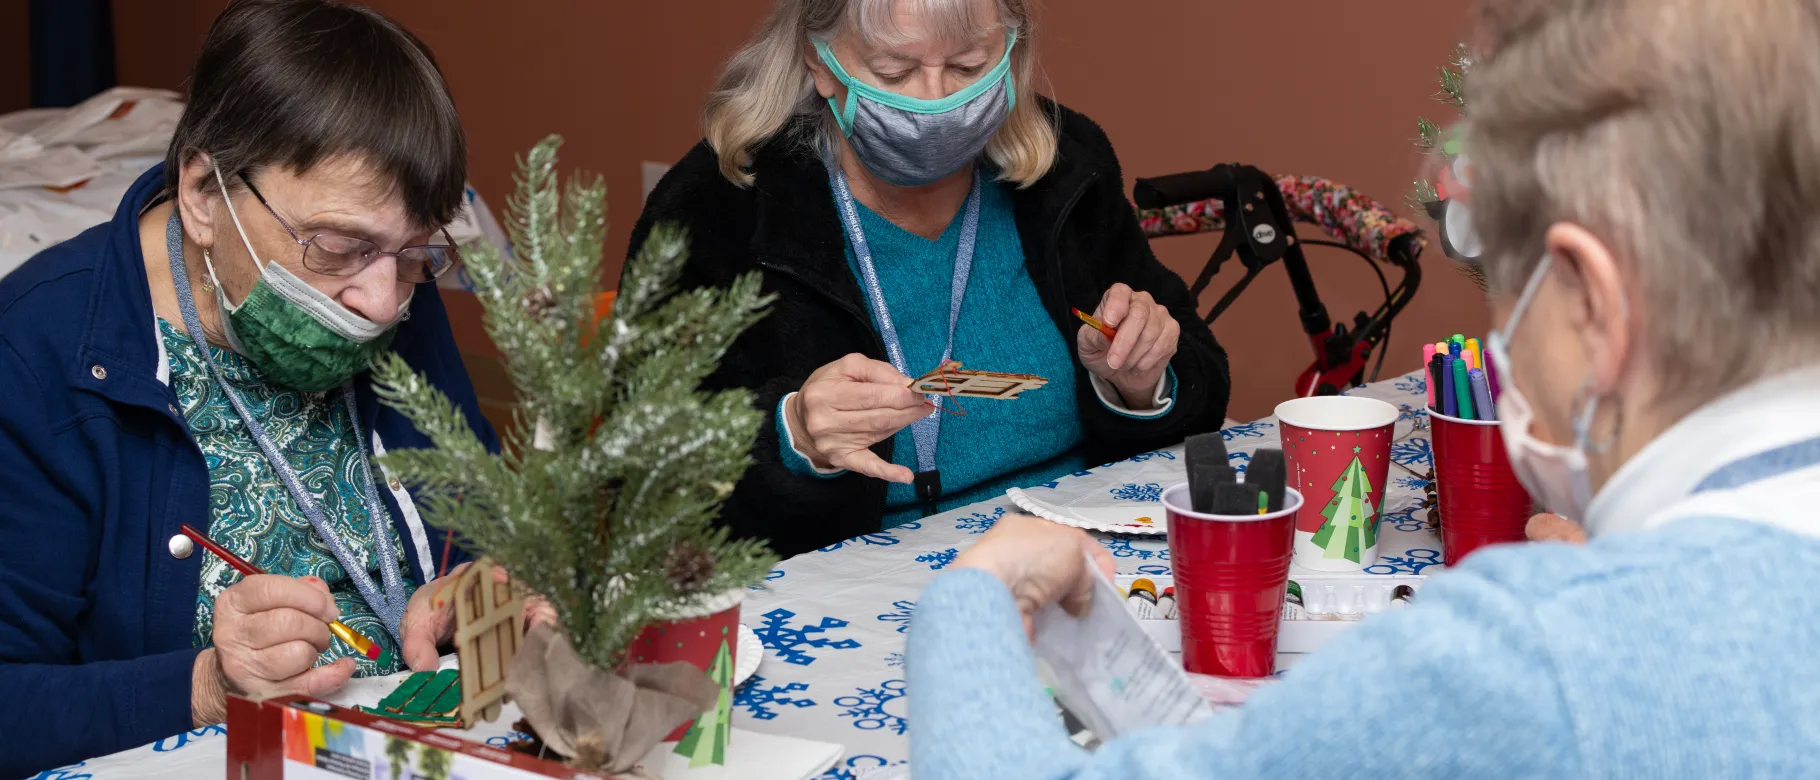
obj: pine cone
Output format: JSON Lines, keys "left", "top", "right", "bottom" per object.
{"left": 665, "top": 540, "right": 716, "bottom": 590}
{"left": 522, "top": 286, "right": 558, "bottom": 319}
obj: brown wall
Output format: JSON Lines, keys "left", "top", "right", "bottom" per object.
{"left": 113, "top": 0, "right": 1483, "bottom": 421}
{"left": 0, "top": 0, "right": 29, "bottom": 115}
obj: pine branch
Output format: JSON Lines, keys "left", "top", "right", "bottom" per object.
{"left": 1406, "top": 179, "right": 1440, "bottom": 214}
{"left": 1414, "top": 116, "right": 1442, "bottom": 151}
{"left": 375, "top": 137, "right": 779, "bottom": 675}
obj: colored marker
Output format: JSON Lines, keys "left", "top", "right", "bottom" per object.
{"left": 1451, "top": 334, "right": 1465, "bottom": 347}
{"left": 1465, "top": 338, "right": 1482, "bottom": 366}
{"left": 1449, "top": 340, "right": 1462, "bottom": 360}
{"left": 1422, "top": 343, "right": 1437, "bottom": 408}
{"left": 177, "top": 524, "right": 390, "bottom": 665}
{"left": 1452, "top": 356, "right": 1474, "bottom": 420}
{"left": 1462, "top": 347, "right": 1477, "bottom": 372}
{"left": 1483, "top": 346, "right": 1501, "bottom": 402}
{"left": 1469, "top": 367, "right": 1495, "bottom": 422}
{"left": 1071, "top": 307, "right": 1118, "bottom": 340}
{"left": 1427, "top": 353, "right": 1446, "bottom": 413}
{"left": 1258, "top": 489, "right": 1269, "bottom": 515}
{"left": 1441, "top": 355, "right": 1458, "bottom": 417}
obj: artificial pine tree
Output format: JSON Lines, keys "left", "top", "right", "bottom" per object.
{"left": 1410, "top": 44, "right": 1484, "bottom": 271}
{"left": 1310, "top": 447, "right": 1377, "bottom": 563}
{"left": 675, "top": 639, "right": 735, "bottom": 767}
{"left": 369, "top": 136, "right": 778, "bottom": 763}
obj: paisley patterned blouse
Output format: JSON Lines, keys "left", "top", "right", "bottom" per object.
{"left": 159, "top": 319, "right": 411, "bottom": 676}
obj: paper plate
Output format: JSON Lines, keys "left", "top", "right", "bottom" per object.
{"left": 1007, "top": 486, "right": 1169, "bottom": 536}
{"left": 734, "top": 623, "right": 762, "bottom": 687}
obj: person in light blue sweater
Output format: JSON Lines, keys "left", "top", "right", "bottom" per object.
{"left": 908, "top": 1, "right": 1820, "bottom": 776}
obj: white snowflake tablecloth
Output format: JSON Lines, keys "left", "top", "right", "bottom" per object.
{"left": 36, "top": 373, "right": 1440, "bottom": 780}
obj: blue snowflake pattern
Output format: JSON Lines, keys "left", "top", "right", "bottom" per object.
{"left": 817, "top": 754, "right": 907, "bottom": 780}
{"left": 1394, "top": 475, "right": 1433, "bottom": 491}
{"left": 877, "top": 600, "right": 916, "bottom": 633}
{"left": 1397, "top": 403, "right": 1431, "bottom": 430}
{"left": 1126, "top": 449, "right": 1179, "bottom": 463}
{"left": 733, "top": 674, "right": 816, "bottom": 720}
{"left": 1380, "top": 502, "right": 1430, "bottom": 532}
{"left": 836, "top": 679, "right": 910, "bottom": 735}
{"left": 885, "top": 652, "right": 906, "bottom": 668}
{"left": 153, "top": 725, "right": 227, "bottom": 752}
{"left": 955, "top": 506, "right": 1006, "bottom": 534}
{"left": 916, "top": 548, "right": 959, "bottom": 570}
{"left": 25, "top": 764, "right": 93, "bottom": 780}
{"left": 1364, "top": 548, "right": 1443, "bottom": 575}
{"left": 1391, "top": 437, "right": 1433, "bottom": 468}
{"left": 485, "top": 731, "right": 534, "bottom": 748}
{"left": 747, "top": 567, "right": 787, "bottom": 591}
{"left": 1394, "top": 375, "right": 1427, "bottom": 395}
{"left": 1135, "top": 563, "right": 1172, "bottom": 576}
{"left": 754, "top": 608, "right": 862, "bottom": 666}
{"left": 1109, "top": 482, "right": 1164, "bottom": 502}
{"left": 1221, "top": 421, "right": 1274, "bottom": 441}
{"left": 1099, "top": 537, "right": 1170, "bottom": 561}
{"left": 817, "top": 521, "right": 923, "bottom": 552}
{"left": 1040, "top": 469, "right": 1098, "bottom": 489}
{"left": 1228, "top": 451, "right": 1252, "bottom": 472}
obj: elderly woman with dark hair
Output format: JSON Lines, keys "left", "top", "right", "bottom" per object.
{"left": 0, "top": 1, "right": 496, "bottom": 773}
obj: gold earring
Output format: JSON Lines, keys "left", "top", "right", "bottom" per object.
{"left": 199, "top": 249, "right": 216, "bottom": 293}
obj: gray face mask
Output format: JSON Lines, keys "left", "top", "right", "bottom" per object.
{"left": 815, "top": 32, "right": 1017, "bottom": 187}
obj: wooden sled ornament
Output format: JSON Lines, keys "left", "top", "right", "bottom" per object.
{"left": 908, "top": 360, "right": 1049, "bottom": 400}
{"left": 362, "top": 558, "right": 526, "bottom": 729}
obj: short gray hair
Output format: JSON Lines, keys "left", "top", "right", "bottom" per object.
{"left": 1468, "top": 0, "right": 1820, "bottom": 405}
{"left": 701, "top": 0, "right": 1055, "bottom": 188}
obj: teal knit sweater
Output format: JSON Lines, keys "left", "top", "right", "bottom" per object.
{"left": 777, "top": 179, "right": 1171, "bottom": 527}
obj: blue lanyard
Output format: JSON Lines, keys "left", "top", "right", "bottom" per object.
{"left": 165, "top": 212, "right": 410, "bottom": 644}
{"left": 829, "top": 166, "right": 982, "bottom": 500}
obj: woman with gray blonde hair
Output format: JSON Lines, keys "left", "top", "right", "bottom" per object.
{"left": 903, "top": 0, "right": 1820, "bottom": 776}
{"left": 628, "top": 0, "right": 1230, "bottom": 557}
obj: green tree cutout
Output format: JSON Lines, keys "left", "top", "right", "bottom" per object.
{"left": 369, "top": 136, "right": 779, "bottom": 672}
{"left": 1310, "top": 446, "right": 1378, "bottom": 562}
{"left": 416, "top": 742, "right": 451, "bottom": 780}
{"left": 675, "top": 638, "right": 734, "bottom": 767}
{"left": 384, "top": 736, "right": 413, "bottom": 780}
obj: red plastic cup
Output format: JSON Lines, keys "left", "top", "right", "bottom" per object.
{"left": 1163, "top": 483, "right": 1303, "bottom": 678}
{"left": 1429, "top": 410, "right": 1533, "bottom": 565}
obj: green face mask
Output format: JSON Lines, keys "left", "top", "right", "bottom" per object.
{"left": 205, "top": 165, "right": 409, "bottom": 393}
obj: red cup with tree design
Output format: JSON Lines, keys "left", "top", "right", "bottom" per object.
{"left": 1275, "top": 397, "right": 1399, "bottom": 572}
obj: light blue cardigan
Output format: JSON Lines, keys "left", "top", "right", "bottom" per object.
{"left": 908, "top": 368, "right": 1820, "bottom": 778}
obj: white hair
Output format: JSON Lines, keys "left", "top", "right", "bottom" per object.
{"left": 1468, "top": 0, "right": 1820, "bottom": 405}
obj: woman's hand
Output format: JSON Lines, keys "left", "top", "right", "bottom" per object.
{"left": 785, "top": 354, "right": 930, "bottom": 483}
{"left": 953, "top": 514, "right": 1117, "bottom": 640}
{"left": 399, "top": 562, "right": 562, "bottom": 672}
{"left": 1526, "top": 512, "right": 1588, "bottom": 544}
{"left": 193, "top": 574, "right": 353, "bottom": 726}
{"left": 1077, "top": 283, "right": 1180, "bottom": 410}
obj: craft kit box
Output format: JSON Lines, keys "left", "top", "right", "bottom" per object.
{"left": 225, "top": 693, "right": 622, "bottom": 780}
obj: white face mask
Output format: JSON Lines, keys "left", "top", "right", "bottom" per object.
{"left": 1484, "top": 253, "right": 1614, "bottom": 521}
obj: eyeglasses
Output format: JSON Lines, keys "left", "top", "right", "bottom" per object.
{"left": 238, "top": 172, "right": 459, "bottom": 284}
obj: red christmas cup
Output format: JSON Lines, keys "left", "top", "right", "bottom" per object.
{"left": 626, "top": 589, "right": 742, "bottom": 741}
{"left": 1275, "top": 396, "right": 1399, "bottom": 572}
{"left": 1429, "top": 410, "right": 1533, "bottom": 565}
{"left": 1162, "top": 483, "right": 1303, "bottom": 678}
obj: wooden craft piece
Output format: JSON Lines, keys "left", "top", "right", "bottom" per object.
{"left": 356, "top": 669, "right": 462, "bottom": 726}
{"left": 452, "top": 558, "right": 524, "bottom": 727}
{"left": 908, "top": 360, "right": 1049, "bottom": 400}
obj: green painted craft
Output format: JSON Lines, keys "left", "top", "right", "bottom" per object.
{"left": 357, "top": 669, "right": 464, "bottom": 726}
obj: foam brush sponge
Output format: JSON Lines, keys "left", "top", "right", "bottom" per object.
{"left": 1247, "top": 448, "right": 1288, "bottom": 512}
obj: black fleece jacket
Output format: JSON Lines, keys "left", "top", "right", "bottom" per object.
{"left": 625, "top": 101, "right": 1230, "bottom": 558}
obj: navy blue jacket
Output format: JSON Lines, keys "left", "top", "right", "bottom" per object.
{"left": 0, "top": 165, "right": 497, "bottom": 776}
